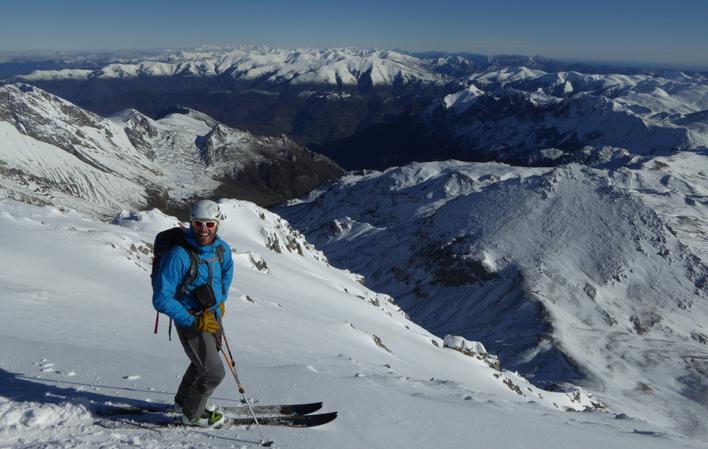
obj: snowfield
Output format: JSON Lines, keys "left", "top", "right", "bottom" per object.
{"left": 1, "top": 199, "right": 703, "bottom": 448}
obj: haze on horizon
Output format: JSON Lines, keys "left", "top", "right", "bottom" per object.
{"left": 1, "top": 0, "right": 706, "bottom": 71}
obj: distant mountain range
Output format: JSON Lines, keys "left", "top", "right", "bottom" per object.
{"left": 5, "top": 46, "right": 706, "bottom": 171}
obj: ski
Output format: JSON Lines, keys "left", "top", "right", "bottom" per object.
{"left": 95, "top": 401, "right": 323, "bottom": 418}
{"left": 222, "top": 401, "right": 323, "bottom": 416}
{"left": 229, "top": 411, "right": 337, "bottom": 428}
{"left": 96, "top": 411, "right": 338, "bottom": 429}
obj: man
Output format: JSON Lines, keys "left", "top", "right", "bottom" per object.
{"left": 152, "top": 199, "right": 234, "bottom": 427}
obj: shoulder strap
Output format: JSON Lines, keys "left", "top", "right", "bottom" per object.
{"left": 174, "top": 241, "right": 225, "bottom": 299}
{"left": 216, "top": 244, "right": 227, "bottom": 296}
{"left": 176, "top": 239, "right": 200, "bottom": 298}
{"left": 216, "top": 244, "right": 225, "bottom": 264}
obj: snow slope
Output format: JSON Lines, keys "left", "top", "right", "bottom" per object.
{"left": 1, "top": 199, "right": 701, "bottom": 448}
{"left": 278, "top": 154, "right": 708, "bottom": 439}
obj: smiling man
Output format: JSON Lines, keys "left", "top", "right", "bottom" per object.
{"left": 152, "top": 199, "right": 234, "bottom": 427}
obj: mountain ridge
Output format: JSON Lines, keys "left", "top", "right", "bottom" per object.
{"left": 0, "top": 83, "right": 342, "bottom": 216}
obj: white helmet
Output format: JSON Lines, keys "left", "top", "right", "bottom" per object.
{"left": 190, "top": 200, "right": 225, "bottom": 223}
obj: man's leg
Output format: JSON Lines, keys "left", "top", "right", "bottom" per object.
{"left": 174, "top": 362, "right": 198, "bottom": 409}
{"left": 175, "top": 325, "right": 226, "bottom": 419}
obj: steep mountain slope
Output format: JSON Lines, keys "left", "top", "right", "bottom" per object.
{"left": 5, "top": 199, "right": 678, "bottom": 449}
{"left": 0, "top": 83, "right": 162, "bottom": 214}
{"left": 277, "top": 154, "right": 708, "bottom": 437}
{"left": 0, "top": 84, "right": 342, "bottom": 215}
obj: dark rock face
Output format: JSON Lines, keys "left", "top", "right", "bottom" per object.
{"left": 417, "top": 236, "right": 497, "bottom": 287}
{"left": 212, "top": 144, "right": 344, "bottom": 208}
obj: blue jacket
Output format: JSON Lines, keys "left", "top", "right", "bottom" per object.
{"left": 152, "top": 229, "right": 234, "bottom": 328}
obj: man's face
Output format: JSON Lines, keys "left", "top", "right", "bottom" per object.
{"left": 192, "top": 220, "right": 218, "bottom": 246}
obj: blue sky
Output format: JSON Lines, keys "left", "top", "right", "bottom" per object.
{"left": 1, "top": 0, "right": 707, "bottom": 69}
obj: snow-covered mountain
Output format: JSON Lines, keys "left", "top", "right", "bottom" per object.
{"left": 11, "top": 47, "right": 663, "bottom": 87}
{"left": 0, "top": 83, "right": 342, "bottom": 216}
{"left": 17, "top": 47, "right": 444, "bottom": 87}
{"left": 10, "top": 47, "right": 707, "bottom": 171}
{"left": 7, "top": 198, "right": 681, "bottom": 449}
{"left": 428, "top": 69, "right": 708, "bottom": 164}
{"left": 277, "top": 152, "right": 708, "bottom": 438}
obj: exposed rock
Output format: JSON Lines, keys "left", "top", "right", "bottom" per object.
{"left": 372, "top": 335, "right": 392, "bottom": 353}
{"left": 247, "top": 251, "right": 270, "bottom": 273}
{"left": 444, "top": 335, "right": 500, "bottom": 370}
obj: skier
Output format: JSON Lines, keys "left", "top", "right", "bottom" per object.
{"left": 152, "top": 199, "right": 234, "bottom": 427}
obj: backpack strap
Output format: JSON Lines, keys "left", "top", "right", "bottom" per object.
{"left": 216, "top": 245, "right": 225, "bottom": 295}
{"left": 204, "top": 244, "right": 226, "bottom": 288}
{"left": 176, "top": 239, "right": 200, "bottom": 299}
{"left": 174, "top": 240, "right": 226, "bottom": 304}
{"left": 216, "top": 245, "right": 224, "bottom": 264}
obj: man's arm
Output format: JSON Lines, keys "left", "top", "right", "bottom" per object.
{"left": 221, "top": 242, "right": 234, "bottom": 297}
{"left": 152, "top": 248, "right": 196, "bottom": 328}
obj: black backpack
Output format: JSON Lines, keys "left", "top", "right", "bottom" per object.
{"left": 151, "top": 227, "right": 224, "bottom": 339}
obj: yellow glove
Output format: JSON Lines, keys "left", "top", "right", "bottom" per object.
{"left": 193, "top": 312, "right": 219, "bottom": 333}
{"left": 219, "top": 302, "right": 225, "bottom": 318}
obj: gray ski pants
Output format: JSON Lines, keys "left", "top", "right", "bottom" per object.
{"left": 174, "top": 325, "right": 226, "bottom": 419}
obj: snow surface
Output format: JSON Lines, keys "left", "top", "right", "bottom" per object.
{"left": 2, "top": 199, "right": 701, "bottom": 448}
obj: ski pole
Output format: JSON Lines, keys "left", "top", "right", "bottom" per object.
{"left": 214, "top": 331, "right": 273, "bottom": 447}
{"left": 222, "top": 333, "right": 241, "bottom": 389}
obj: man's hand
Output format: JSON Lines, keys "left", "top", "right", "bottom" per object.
{"left": 193, "top": 312, "right": 219, "bottom": 333}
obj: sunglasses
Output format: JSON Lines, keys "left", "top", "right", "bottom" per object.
{"left": 192, "top": 220, "right": 217, "bottom": 229}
